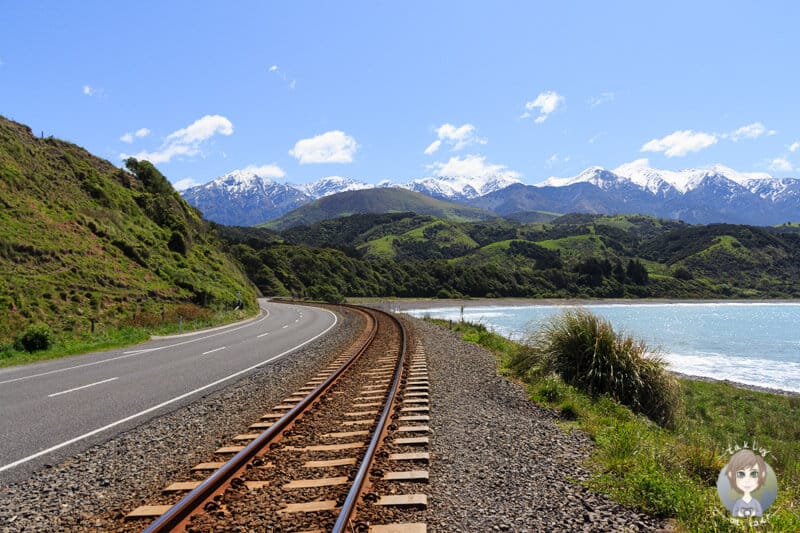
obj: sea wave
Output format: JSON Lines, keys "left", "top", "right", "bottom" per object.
{"left": 661, "top": 352, "right": 800, "bottom": 393}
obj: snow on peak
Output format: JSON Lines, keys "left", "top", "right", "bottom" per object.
{"left": 540, "top": 166, "right": 616, "bottom": 188}
{"left": 540, "top": 161, "right": 787, "bottom": 196}
{"left": 612, "top": 161, "right": 777, "bottom": 194}
{"left": 204, "top": 165, "right": 290, "bottom": 194}
{"left": 302, "top": 176, "right": 374, "bottom": 198}
{"left": 412, "top": 173, "right": 522, "bottom": 198}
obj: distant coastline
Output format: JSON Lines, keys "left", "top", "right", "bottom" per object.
{"left": 360, "top": 296, "right": 800, "bottom": 312}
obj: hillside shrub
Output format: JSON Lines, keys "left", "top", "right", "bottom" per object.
{"left": 14, "top": 323, "right": 54, "bottom": 353}
{"left": 510, "top": 309, "right": 681, "bottom": 428}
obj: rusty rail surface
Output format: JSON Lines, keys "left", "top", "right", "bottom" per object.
{"left": 142, "top": 304, "right": 379, "bottom": 533}
{"left": 332, "top": 308, "right": 407, "bottom": 532}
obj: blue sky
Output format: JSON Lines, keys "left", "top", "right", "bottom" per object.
{"left": 2, "top": 1, "right": 799, "bottom": 189}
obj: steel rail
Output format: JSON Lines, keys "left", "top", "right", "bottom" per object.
{"left": 142, "top": 306, "right": 377, "bottom": 533}
{"left": 332, "top": 309, "right": 407, "bottom": 532}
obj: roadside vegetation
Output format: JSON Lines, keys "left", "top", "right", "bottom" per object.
{"left": 428, "top": 313, "right": 800, "bottom": 532}
{"left": 0, "top": 306, "right": 252, "bottom": 368}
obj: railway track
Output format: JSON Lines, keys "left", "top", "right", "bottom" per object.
{"left": 122, "top": 305, "right": 429, "bottom": 532}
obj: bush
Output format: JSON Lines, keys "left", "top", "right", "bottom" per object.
{"left": 14, "top": 323, "right": 54, "bottom": 353}
{"left": 511, "top": 309, "right": 681, "bottom": 428}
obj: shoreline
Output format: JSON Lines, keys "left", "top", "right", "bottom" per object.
{"left": 356, "top": 296, "right": 800, "bottom": 312}
{"left": 672, "top": 371, "right": 800, "bottom": 398}
{"left": 360, "top": 297, "right": 800, "bottom": 399}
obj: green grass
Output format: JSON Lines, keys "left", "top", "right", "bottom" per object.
{"left": 431, "top": 317, "right": 800, "bottom": 532}
{"left": 535, "top": 234, "right": 606, "bottom": 262}
{"left": 359, "top": 234, "right": 398, "bottom": 259}
{"left": 0, "top": 307, "right": 255, "bottom": 368}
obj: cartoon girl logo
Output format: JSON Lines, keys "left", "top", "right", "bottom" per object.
{"left": 716, "top": 448, "right": 778, "bottom": 518}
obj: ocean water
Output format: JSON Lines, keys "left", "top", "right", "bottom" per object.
{"left": 404, "top": 302, "right": 800, "bottom": 393}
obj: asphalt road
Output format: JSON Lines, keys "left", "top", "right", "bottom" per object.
{"left": 0, "top": 299, "right": 337, "bottom": 484}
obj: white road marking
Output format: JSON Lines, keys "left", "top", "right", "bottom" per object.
{"left": 282, "top": 325, "right": 289, "bottom": 329}
{"left": 0, "top": 309, "right": 272, "bottom": 385}
{"left": 202, "top": 347, "right": 226, "bottom": 356}
{"left": 48, "top": 377, "right": 119, "bottom": 398}
{"left": 0, "top": 309, "right": 337, "bottom": 474}
{"left": 257, "top": 332, "right": 270, "bottom": 338}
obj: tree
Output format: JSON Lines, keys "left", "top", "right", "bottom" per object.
{"left": 626, "top": 259, "right": 649, "bottom": 285}
{"left": 125, "top": 158, "right": 173, "bottom": 195}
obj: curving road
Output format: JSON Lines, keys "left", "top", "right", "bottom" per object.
{"left": 0, "top": 299, "right": 337, "bottom": 484}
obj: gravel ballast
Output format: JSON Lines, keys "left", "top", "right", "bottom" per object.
{"left": 405, "top": 315, "right": 668, "bottom": 532}
{"left": 0, "top": 308, "right": 667, "bottom": 532}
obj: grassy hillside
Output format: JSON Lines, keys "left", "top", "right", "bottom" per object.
{"left": 259, "top": 187, "right": 496, "bottom": 231}
{"left": 0, "top": 116, "right": 257, "bottom": 346}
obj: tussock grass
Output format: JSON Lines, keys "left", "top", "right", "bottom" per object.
{"left": 510, "top": 309, "right": 681, "bottom": 428}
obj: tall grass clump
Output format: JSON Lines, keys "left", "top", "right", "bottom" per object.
{"left": 510, "top": 309, "right": 681, "bottom": 428}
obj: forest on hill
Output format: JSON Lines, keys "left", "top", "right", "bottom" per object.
{"left": 219, "top": 212, "right": 800, "bottom": 302}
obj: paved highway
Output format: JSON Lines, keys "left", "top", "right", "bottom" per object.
{"left": 0, "top": 299, "right": 337, "bottom": 484}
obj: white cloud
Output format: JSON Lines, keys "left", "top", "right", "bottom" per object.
{"left": 82, "top": 85, "right": 94, "bottom": 96}
{"left": 424, "top": 140, "right": 442, "bottom": 155}
{"left": 768, "top": 157, "right": 793, "bottom": 172}
{"left": 427, "top": 154, "right": 521, "bottom": 180}
{"left": 166, "top": 115, "right": 233, "bottom": 144}
{"left": 789, "top": 141, "right": 800, "bottom": 153}
{"left": 522, "top": 91, "right": 565, "bottom": 123}
{"left": 424, "top": 123, "right": 486, "bottom": 154}
{"left": 120, "top": 114, "right": 233, "bottom": 164}
{"left": 546, "top": 153, "right": 571, "bottom": 167}
{"left": 728, "top": 122, "right": 767, "bottom": 142}
{"left": 120, "top": 127, "right": 151, "bottom": 144}
{"left": 173, "top": 177, "right": 202, "bottom": 191}
{"left": 239, "top": 164, "right": 286, "bottom": 178}
{"left": 640, "top": 130, "right": 718, "bottom": 157}
{"left": 269, "top": 64, "right": 296, "bottom": 89}
{"left": 587, "top": 92, "right": 615, "bottom": 107}
{"left": 289, "top": 130, "right": 358, "bottom": 164}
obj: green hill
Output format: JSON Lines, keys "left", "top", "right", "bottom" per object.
{"left": 259, "top": 187, "right": 496, "bottom": 231}
{"left": 226, "top": 212, "right": 800, "bottom": 301}
{"left": 0, "top": 116, "right": 257, "bottom": 345}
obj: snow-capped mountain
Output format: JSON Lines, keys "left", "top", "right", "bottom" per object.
{"left": 181, "top": 169, "right": 520, "bottom": 225}
{"left": 544, "top": 160, "right": 784, "bottom": 199}
{"left": 473, "top": 161, "right": 800, "bottom": 225}
{"left": 181, "top": 170, "right": 311, "bottom": 226}
{"left": 299, "top": 176, "right": 375, "bottom": 198}
{"left": 182, "top": 162, "right": 800, "bottom": 227}
{"left": 406, "top": 173, "right": 523, "bottom": 201}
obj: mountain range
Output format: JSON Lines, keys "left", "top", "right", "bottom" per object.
{"left": 182, "top": 162, "right": 800, "bottom": 227}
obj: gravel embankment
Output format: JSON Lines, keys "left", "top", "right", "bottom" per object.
{"left": 0, "top": 309, "right": 364, "bottom": 533}
{"left": 405, "top": 315, "right": 669, "bottom": 532}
